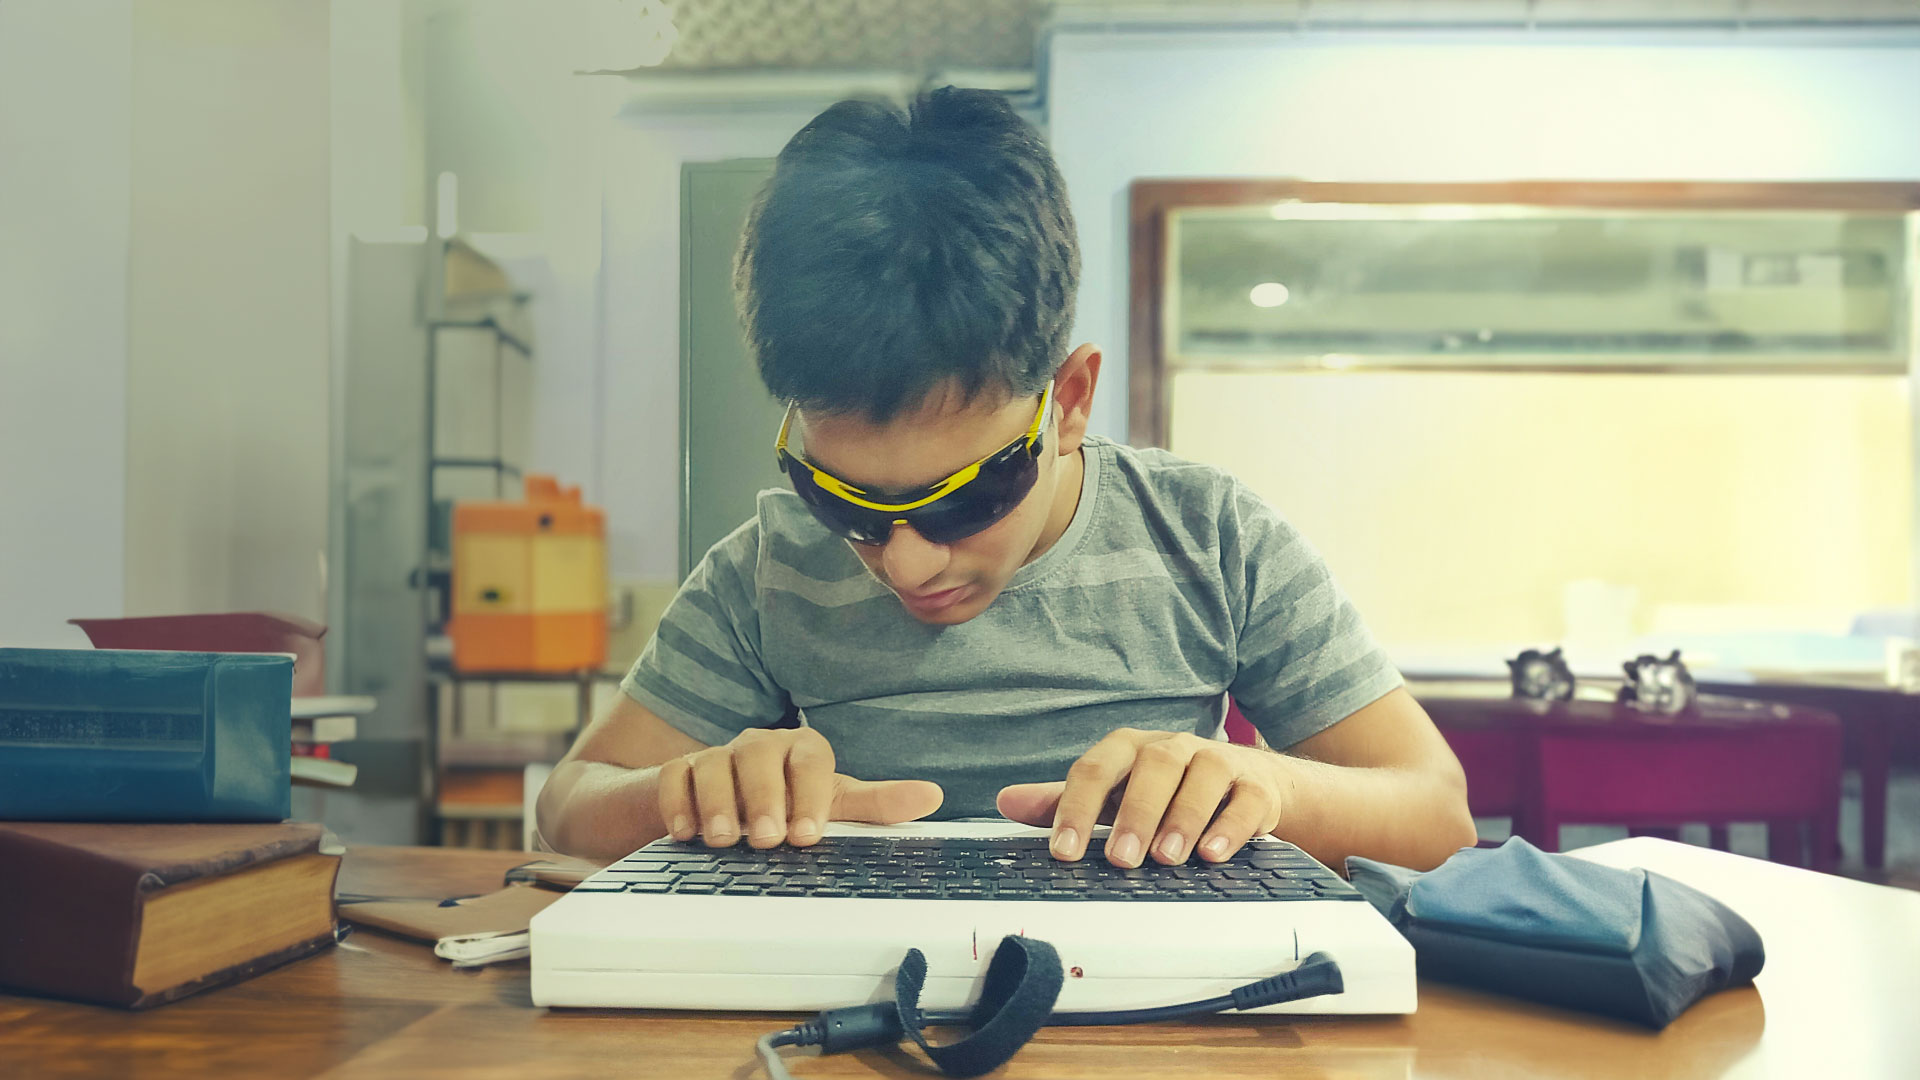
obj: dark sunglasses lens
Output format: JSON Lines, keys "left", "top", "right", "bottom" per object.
{"left": 906, "top": 453, "right": 1040, "bottom": 544}
{"left": 783, "top": 437, "right": 1042, "bottom": 546}
{"left": 785, "top": 463, "right": 892, "bottom": 543}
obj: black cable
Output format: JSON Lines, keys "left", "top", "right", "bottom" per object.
{"left": 922, "top": 951, "right": 1345, "bottom": 1028}
{"left": 756, "top": 952, "right": 1344, "bottom": 1075}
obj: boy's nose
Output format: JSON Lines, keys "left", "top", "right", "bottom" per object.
{"left": 879, "top": 521, "right": 951, "bottom": 591}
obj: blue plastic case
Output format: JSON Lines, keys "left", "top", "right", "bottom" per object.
{"left": 0, "top": 648, "right": 292, "bottom": 821}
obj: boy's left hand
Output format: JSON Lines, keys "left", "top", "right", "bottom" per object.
{"left": 994, "top": 729, "right": 1287, "bottom": 867}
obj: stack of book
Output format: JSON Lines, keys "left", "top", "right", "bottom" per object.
{"left": 0, "top": 648, "right": 347, "bottom": 1008}
{"left": 289, "top": 695, "right": 373, "bottom": 789}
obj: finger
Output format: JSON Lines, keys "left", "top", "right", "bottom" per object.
{"left": 1105, "top": 738, "right": 1192, "bottom": 868}
{"left": 1150, "top": 748, "right": 1235, "bottom": 865}
{"left": 785, "top": 729, "right": 837, "bottom": 845}
{"left": 656, "top": 755, "right": 697, "bottom": 841}
{"left": 688, "top": 747, "right": 740, "bottom": 847}
{"left": 830, "top": 777, "right": 944, "bottom": 824}
{"left": 994, "top": 781, "right": 1065, "bottom": 828}
{"left": 994, "top": 783, "right": 1124, "bottom": 828}
{"left": 1196, "top": 779, "right": 1278, "bottom": 863}
{"left": 730, "top": 732, "right": 791, "bottom": 849}
{"left": 1051, "top": 734, "right": 1141, "bottom": 862}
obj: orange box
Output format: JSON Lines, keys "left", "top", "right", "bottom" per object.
{"left": 448, "top": 475, "right": 608, "bottom": 672}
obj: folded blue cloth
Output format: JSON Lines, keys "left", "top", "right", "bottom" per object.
{"left": 1347, "top": 838, "right": 1764, "bottom": 1028}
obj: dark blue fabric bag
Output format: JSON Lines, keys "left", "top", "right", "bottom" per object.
{"left": 1346, "top": 838, "right": 1764, "bottom": 1028}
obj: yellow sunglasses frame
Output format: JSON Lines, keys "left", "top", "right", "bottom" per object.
{"left": 774, "top": 380, "right": 1055, "bottom": 516}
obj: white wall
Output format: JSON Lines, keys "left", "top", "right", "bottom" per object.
{"left": 119, "top": 0, "right": 333, "bottom": 621}
{"left": 598, "top": 105, "right": 824, "bottom": 579}
{"left": 418, "top": 2, "right": 618, "bottom": 537}
{"left": 0, "top": 1, "right": 133, "bottom": 647}
{"left": 1047, "top": 30, "right": 1920, "bottom": 444}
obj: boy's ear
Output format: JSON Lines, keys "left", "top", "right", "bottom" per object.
{"left": 1052, "top": 343, "right": 1101, "bottom": 456}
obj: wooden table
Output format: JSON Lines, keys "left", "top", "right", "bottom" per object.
{"left": 1411, "top": 688, "right": 1844, "bottom": 868}
{"left": 3, "top": 842, "right": 1917, "bottom": 1078}
{"left": 1699, "top": 673, "right": 1920, "bottom": 870}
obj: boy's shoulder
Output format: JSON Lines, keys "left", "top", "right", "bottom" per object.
{"left": 1086, "top": 435, "right": 1258, "bottom": 531}
{"left": 1088, "top": 434, "right": 1237, "bottom": 492}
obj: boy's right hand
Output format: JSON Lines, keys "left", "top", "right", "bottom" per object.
{"left": 657, "top": 726, "right": 943, "bottom": 848}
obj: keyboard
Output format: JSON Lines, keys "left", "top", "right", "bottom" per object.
{"left": 575, "top": 835, "right": 1365, "bottom": 903}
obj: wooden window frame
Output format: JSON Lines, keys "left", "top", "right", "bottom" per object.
{"left": 1128, "top": 180, "right": 1920, "bottom": 447}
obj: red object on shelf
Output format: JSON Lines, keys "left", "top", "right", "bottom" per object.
{"left": 68, "top": 612, "right": 327, "bottom": 696}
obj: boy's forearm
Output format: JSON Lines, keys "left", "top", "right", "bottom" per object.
{"left": 537, "top": 759, "right": 671, "bottom": 862}
{"left": 1268, "top": 753, "right": 1476, "bottom": 873}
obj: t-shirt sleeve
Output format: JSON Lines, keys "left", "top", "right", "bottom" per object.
{"left": 1223, "top": 479, "right": 1403, "bottom": 750}
{"left": 620, "top": 519, "right": 791, "bottom": 747}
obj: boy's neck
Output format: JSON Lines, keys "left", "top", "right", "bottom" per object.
{"left": 1023, "top": 446, "right": 1086, "bottom": 568}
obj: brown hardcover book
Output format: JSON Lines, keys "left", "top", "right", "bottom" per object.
{"left": 0, "top": 821, "right": 340, "bottom": 1008}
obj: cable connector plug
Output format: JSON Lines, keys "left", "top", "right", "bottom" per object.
{"left": 785, "top": 1001, "right": 909, "bottom": 1054}
{"left": 1230, "top": 951, "right": 1344, "bottom": 1011}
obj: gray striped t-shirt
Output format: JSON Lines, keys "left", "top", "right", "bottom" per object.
{"left": 623, "top": 435, "right": 1403, "bottom": 819}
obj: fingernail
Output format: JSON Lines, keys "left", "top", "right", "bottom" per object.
{"left": 708, "top": 815, "right": 735, "bottom": 840}
{"left": 1051, "top": 827, "right": 1078, "bottom": 858}
{"left": 1202, "top": 835, "right": 1229, "bottom": 860}
{"left": 1110, "top": 831, "right": 1141, "bottom": 866}
{"left": 791, "top": 817, "right": 818, "bottom": 840}
{"left": 1159, "top": 832, "right": 1186, "bottom": 862}
{"left": 671, "top": 815, "right": 692, "bottom": 839}
{"left": 750, "top": 815, "right": 781, "bottom": 842}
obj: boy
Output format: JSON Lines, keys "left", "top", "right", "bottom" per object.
{"left": 538, "top": 88, "right": 1475, "bottom": 871}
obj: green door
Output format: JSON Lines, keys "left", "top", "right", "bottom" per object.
{"left": 681, "top": 160, "right": 787, "bottom": 580}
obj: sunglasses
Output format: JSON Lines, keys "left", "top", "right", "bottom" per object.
{"left": 775, "top": 381, "right": 1054, "bottom": 545}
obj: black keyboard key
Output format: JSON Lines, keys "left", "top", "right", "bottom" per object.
{"left": 782, "top": 876, "right": 833, "bottom": 889}
{"left": 668, "top": 861, "right": 716, "bottom": 873}
{"left": 677, "top": 873, "right": 729, "bottom": 886}
{"left": 810, "top": 887, "right": 854, "bottom": 898}
{"left": 946, "top": 887, "right": 987, "bottom": 898}
{"left": 854, "top": 888, "right": 897, "bottom": 898}
{"left": 766, "top": 886, "right": 807, "bottom": 897}
{"left": 716, "top": 861, "right": 765, "bottom": 873}
{"left": 898, "top": 888, "right": 941, "bottom": 898}
{"left": 720, "top": 886, "right": 761, "bottom": 895}
{"left": 628, "top": 881, "right": 673, "bottom": 893}
{"left": 602, "top": 868, "right": 676, "bottom": 880}
{"left": 602, "top": 872, "right": 674, "bottom": 886}
{"left": 571, "top": 881, "right": 629, "bottom": 892}
{"left": 728, "top": 874, "right": 780, "bottom": 887}
{"left": 674, "top": 883, "right": 719, "bottom": 894}
{"left": 617, "top": 860, "right": 670, "bottom": 872}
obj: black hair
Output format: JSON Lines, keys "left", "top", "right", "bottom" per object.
{"left": 733, "top": 86, "right": 1080, "bottom": 424}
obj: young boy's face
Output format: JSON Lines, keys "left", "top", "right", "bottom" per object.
{"left": 794, "top": 347, "right": 1097, "bottom": 625}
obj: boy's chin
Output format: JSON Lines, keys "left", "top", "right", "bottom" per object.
{"left": 899, "top": 586, "right": 999, "bottom": 625}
